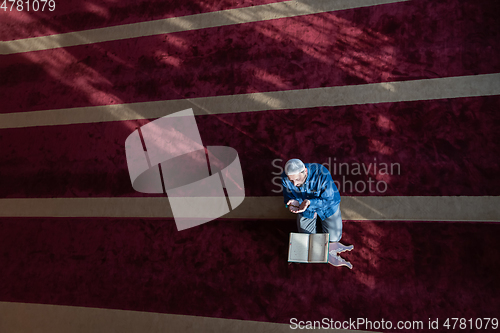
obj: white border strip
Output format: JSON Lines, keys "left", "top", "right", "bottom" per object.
{"left": 0, "top": 301, "right": 377, "bottom": 333}
{"left": 0, "top": 0, "right": 409, "bottom": 55}
{"left": 0, "top": 196, "right": 499, "bottom": 222}
{"left": 1, "top": 73, "right": 499, "bottom": 129}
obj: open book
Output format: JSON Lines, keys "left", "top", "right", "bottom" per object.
{"left": 288, "top": 233, "right": 329, "bottom": 263}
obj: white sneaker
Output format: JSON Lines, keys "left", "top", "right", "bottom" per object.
{"left": 328, "top": 242, "right": 353, "bottom": 269}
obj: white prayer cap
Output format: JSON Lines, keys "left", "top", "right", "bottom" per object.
{"left": 284, "top": 159, "right": 305, "bottom": 175}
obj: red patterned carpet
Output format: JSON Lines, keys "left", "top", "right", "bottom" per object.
{"left": 1, "top": 0, "right": 500, "bottom": 332}
{"left": 1, "top": 217, "right": 499, "bottom": 326}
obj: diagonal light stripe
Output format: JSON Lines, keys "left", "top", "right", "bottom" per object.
{"left": 1, "top": 73, "right": 499, "bottom": 129}
{"left": 0, "top": 196, "right": 499, "bottom": 222}
{"left": 0, "top": 0, "right": 409, "bottom": 55}
{"left": 0, "top": 301, "right": 377, "bottom": 333}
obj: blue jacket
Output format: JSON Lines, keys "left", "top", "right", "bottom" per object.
{"left": 281, "top": 163, "right": 341, "bottom": 220}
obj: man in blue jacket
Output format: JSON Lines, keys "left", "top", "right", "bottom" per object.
{"left": 282, "top": 158, "right": 353, "bottom": 268}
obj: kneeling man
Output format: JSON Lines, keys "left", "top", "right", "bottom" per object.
{"left": 282, "top": 159, "right": 353, "bottom": 268}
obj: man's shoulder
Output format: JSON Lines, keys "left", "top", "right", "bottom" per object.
{"left": 281, "top": 171, "right": 291, "bottom": 185}
{"left": 306, "top": 163, "right": 330, "bottom": 175}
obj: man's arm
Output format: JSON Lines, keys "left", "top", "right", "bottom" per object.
{"left": 281, "top": 174, "right": 302, "bottom": 213}
{"left": 282, "top": 174, "right": 298, "bottom": 203}
{"left": 306, "top": 166, "right": 340, "bottom": 212}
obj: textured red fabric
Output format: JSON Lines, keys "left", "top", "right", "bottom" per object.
{"left": 0, "top": 0, "right": 289, "bottom": 41}
{"left": 1, "top": 0, "right": 499, "bottom": 331}
{"left": 1, "top": 0, "right": 499, "bottom": 113}
{"left": 1, "top": 97, "right": 499, "bottom": 198}
{"left": 0, "top": 217, "right": 498, "bottom": 332}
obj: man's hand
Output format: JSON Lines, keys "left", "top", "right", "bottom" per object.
{"left": 296, "top": 200, "right": 310, "bottom": 213}
{"left": 286, "top": 199, "right": 300, "bottom": 213}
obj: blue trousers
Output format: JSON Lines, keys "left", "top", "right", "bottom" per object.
{"left": 297, "top": 208, "right": 343, "bottom": 242}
